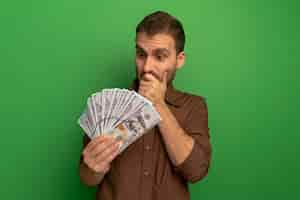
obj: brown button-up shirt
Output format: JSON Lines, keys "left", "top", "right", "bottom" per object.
{"left": 80, "top": 79, "right": 212, "bottom": 200}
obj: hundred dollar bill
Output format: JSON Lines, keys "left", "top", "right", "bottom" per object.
{"left": 78, "top": 111, "right": 92, "bottom": 138}
{"left": 105, "top": 103, "right": 161, "bottom": 153}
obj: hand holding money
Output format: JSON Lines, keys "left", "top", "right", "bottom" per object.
{"left": 78, "top": 87, "right": 161, "bottom": 155}
{"left": 82, "top": 135, "right": 122, "bottom": 174}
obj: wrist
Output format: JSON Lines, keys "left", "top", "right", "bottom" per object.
{"left": 155, "top": 100, "right": 167, "bottom": 112}
{"left": 83, "top": 161, "right": 104, "bottom": 176}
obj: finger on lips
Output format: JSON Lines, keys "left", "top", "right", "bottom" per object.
{"left": 142, "top": 73, "right": 157, "bottom": 81}
{"left": 139, "top": 79, "right": 152, "bottom": 86}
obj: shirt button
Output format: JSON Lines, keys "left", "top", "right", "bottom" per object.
{"left": 145, "top": 145, "right": 151, "bottom": 151}
{"left": 144, "top": 170, "right": 150, "bottom": 176}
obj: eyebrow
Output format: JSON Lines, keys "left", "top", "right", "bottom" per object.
{"left": 135, "top": 45, "right": 170, "bottom": 56}
{"left": 135, "top": 45, "right": 146, "bottom": 52}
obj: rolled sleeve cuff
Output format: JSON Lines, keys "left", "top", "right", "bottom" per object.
{"left": 173, "top": 138, "right": 210, "bottom": 183}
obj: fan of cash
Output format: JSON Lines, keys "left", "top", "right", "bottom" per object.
{"left": 78, "top": 88, "right": 161, "bottom": 153}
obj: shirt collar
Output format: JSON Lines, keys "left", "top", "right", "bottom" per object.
{"left": 129, "top": 78, "right": 184, "bottom": 108}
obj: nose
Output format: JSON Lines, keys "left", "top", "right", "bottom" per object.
{"left": 143, "top": 57, "right": 154, "bottom": 74}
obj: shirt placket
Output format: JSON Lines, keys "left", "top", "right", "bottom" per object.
{"left": 140, "top": 128, "right": 155, "bottom": 200}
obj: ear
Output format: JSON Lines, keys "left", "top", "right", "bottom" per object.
{"left": 175, "top": 51, "right": 185, "bottom": 70}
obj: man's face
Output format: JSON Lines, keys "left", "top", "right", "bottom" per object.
{"left": 135, "top": 32, "right": 185, "bottom": 85}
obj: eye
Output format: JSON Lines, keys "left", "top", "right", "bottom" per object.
{"left": 136, "top": 51, "right": 146, "bottom": 59}
{"left": 156, "top": 54, "right": 166, "bottom": 61}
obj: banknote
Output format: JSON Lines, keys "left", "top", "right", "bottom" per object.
{"left": 78, "top": 88, "right": 161, "bottom": 154}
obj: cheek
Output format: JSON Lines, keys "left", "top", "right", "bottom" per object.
{"left": 162, "top": 62, "right": 176, "bottom": 74}
{"left": 162, "top": 62, "right": 177, "bottom": 80}
{"left": 135, "top": 57, "right": 145, "bottom": 66}
{"left": 135, "top": 59, "right": 144, "bottom": 77}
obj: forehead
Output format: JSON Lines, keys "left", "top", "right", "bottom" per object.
{"left": 135, "top": 33, "right": 176, "bottom": 52}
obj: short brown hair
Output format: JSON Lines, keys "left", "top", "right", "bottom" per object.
{"left": 136, "top": 11, "right": 185, "bottom": 54}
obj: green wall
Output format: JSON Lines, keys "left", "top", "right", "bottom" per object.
{"left": 1, "top": 0, "right": 299, "bottom": 199}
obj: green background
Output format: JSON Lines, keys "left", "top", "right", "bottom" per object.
{"left": 1, "top": 0, "right": 299, "bottom": 199}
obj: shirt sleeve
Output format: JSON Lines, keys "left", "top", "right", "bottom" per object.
{"left": 173, "top": 96, "right": 212, "bottom": 184}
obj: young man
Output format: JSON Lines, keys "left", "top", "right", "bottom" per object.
{"left": 79, "top": 11, "right": 212, "bottom": 200}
